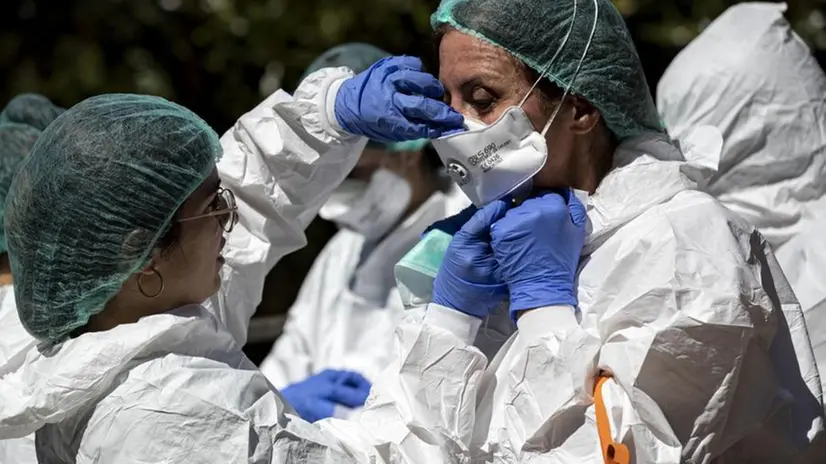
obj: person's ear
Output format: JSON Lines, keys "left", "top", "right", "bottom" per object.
{"left": 568, "top": 96, "right": 601, "bottom": 135}
{"left": 138, "top": 258, "right": 158, "bottom": 276}
{"left": 135, "top": 256, "right": 166, "bottom": 299}
{"left": 123, "top": 229, "right": 172, "bottom": 273}
{"left": 144, "top": 247, "right": 172, "bottom": 273}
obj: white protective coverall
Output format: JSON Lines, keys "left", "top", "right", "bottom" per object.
{"left": 776, "top": 219, "right": 826, "bottom": 399}
{"left": 258, "top": 186, "right": 517, "bottom": 388}
{"left": 346, "top": 133, "right": 824, "bottom": 462}
{"left": 656, "top": 2, "right": 826, "bottom": 403}
{"left": 0, "top": 66, "right": 530, "bottom": 464}
{"left": 0, "top": 67, "right": 438, "bottom": 463}
{"left": 0, "top": 285, "right": 31, "bottom": 371}
{"left": 0, "top": 284, "right": 36, "bottom": 463}
{"left": 0, "top": 72, "right": 822, "bottom": 464}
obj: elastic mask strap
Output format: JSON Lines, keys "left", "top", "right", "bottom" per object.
{"left": 517, "top": 0, "right": 578, "bottom": 109}
{"left": 531, "top": 0, "right": 601, "bottom": 137}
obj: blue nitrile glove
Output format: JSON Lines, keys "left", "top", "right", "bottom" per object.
{"left": 334, "top": 56, "right": 464, "bottom": 142}
{"left": 490, "top": 190, "right": 587, "bottom": 316}
{"left": 432, "top": 200, "right": 510, "bottom": 318}
{"left": 280, "top": 369, "right": 372, "bottom": 423}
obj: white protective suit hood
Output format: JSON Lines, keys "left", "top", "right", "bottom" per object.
{"left": 656, "top": 2, "right": 826, "bottom": 248}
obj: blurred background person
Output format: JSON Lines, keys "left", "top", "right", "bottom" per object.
{"left": 0, "top": 93, "right": 65, "bottom": 365}
{"left": 0, "top": 93, "right": 64, "bottom": 464}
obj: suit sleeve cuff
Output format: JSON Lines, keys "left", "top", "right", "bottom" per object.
{"left": 425, "top": 303, "right": 482, "bottom": 345}
{"left": 517, "top": 305, "right": 577, "bottom": 341}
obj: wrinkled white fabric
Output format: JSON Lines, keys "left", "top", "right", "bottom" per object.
{"left": 259, "top": 186, "right": 513, "bottom": 389}
{"left": 197, "top": 67, "right": 363, "bottom": 349}
{"left": 776, "top": 217, "right": 826, "bottom": 406}
{"left": 657, "top": 2, "right": 826, "bottom": 412}
{"left": 0, "top": 285, "right": 33, "bottom": 369}
{"left": 358, "top": 133, "right": 824, "bottom": 462}
{"left": 0, "top": 67, "right": 402, "bottom": 463}
{"left": 0, "top": 284, "right": 36, "bottom": 464}
{"left": 0, "top": 67, "right": 522, "bottom": 464}
{"left": 656, "top": 2, "right": 826, "bottom": 249}
{"left": 775, "top": 217, "right": 826, "bottom": 316}
{"left": 261, "top": 186, "right": 473, "bottom": 386}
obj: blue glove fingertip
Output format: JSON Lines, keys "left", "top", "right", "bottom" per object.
{"left": 335, "top": 54, "right": 464, "bottom": 143}
{"left": 461, "top": 200, "right": 509, "bottom": 237}
{"left": 341, "top": 371, "right": 371, "bottom": 390}
{"left": 440, "top": 127, "right": 467, "bottom": 137}
{"left": 392, "top": 69, "right": 445, "bottom": 99}
{"left": 388, "top": 55, "right": 423, "bottom": 72}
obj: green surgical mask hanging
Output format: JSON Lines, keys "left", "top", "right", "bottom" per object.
{"left": 393, "top": 228, "right": 454, "bottom": 309}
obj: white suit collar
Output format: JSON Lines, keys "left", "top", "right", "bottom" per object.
{"left": 585, "top": 132, "right": 716, "bottom": 253}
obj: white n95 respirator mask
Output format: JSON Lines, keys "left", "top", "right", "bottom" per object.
{"left": 319, "top": 178, "right": 369, "bottom": 220}
{"left": 319, "top": 168, "right": 412, "bottom": 241}
{"left": 431, "top": 108, "right": 549, "bottom": 207}
{"left": 432, "top": 0, "right": 598, "bottom": 207}
{"left": 396, "top": 0, "right": 599, "bottom": 305}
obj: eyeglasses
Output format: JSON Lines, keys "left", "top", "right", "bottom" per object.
{"left": 178, "top": 187, "right": 239, "bottom": 233}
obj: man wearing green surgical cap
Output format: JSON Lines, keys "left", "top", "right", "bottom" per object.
{"left": 259, "top": 43, "right": 504, "bottom": 423}
{"left": 0, "top": 93, "right": 63, "bottom": 464}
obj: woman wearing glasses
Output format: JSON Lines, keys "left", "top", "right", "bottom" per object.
{"left": 0, "top": 57, "right": 475, "bottom": 461}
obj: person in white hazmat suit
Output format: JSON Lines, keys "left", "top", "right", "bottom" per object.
{"left": 0, "top": 94, "right": 64, "bottom": 464}
{"left": 656, "top": 2, "right": 826, "bottom": 410}
{"left": 0, "top": 94, "right": 65, "bottom": 367}
{"left": 0, "top": 2, "right": 823, "bottom": 464}
{"left": 258, "top": 44, "right": 485, "bottom": 423}
{"left": 0, "top": 56, "right": 491, "bottom": 461}
{"left": 341, "top": 0, "right": 822, "bottom": 461}
{"left": 262, "top": 137, "right": 477, "bottom": 423}
{"left": 0, "top": 58, "right": 580, "bottom": 463}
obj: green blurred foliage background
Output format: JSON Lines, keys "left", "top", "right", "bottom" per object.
{"left": 2, "top": 0, "right": 824, "bottom": 130}
{"left": 1, "top": 0, "right": 824, "bottom": 357}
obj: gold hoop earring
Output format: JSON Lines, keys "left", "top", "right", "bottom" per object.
{"left": 137, "top": 267, "right": 164, "bottom": 299}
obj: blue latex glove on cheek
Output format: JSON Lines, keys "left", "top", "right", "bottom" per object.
{"left": 334, "top": 56, "right": 464, "bottom": 142}
{"left": 491, "top": 190, "right": 587, "bottom": 316}
{"left": 280, "top": 369, "right": 372, "bottom": 423}
{"left": 432, "top": 200, "right": 510, "bottom": 318}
